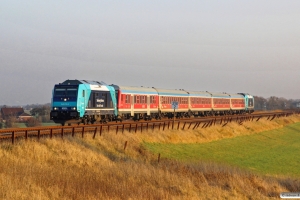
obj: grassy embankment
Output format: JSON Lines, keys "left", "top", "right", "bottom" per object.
{"left": 144, "top": 122, "right": 300, "bottom": 177}
{"left": 0, "top": 115, "right": 300, "bottom": 199}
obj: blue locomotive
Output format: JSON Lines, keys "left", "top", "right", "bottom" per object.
{"left": 50, "top": 80, "right": 117, "bottom": 125}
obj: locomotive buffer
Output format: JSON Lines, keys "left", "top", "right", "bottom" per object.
{"left": 171, "top": 101, "right": 178, "bottom": 124}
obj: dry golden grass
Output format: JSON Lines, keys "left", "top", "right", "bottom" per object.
{"left": 0, "top": 115, "right": 299, "bottom": 199}
{"left": 139, "top": 115, "right": 300, "bottom": 144}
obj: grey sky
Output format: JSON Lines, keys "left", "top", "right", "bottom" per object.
{"left": 1, "top": 1, "right": 300, "bottom": 105}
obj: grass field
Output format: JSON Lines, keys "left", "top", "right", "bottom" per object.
{"left": 144, "top": 122, "right": 300, "bottom": 177}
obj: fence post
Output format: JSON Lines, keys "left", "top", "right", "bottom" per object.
{"left": 141, "top": 123, "right": 143, "bottom": 133}
{"left": 82, "top": 127, "right": 84, "bottom": 138}
{"left": 168, "top": 121, "right": 170, "bottom": 129}
{"left": 163, "top": 122, "right": 166, "bottom": 131}
{"left": 152, "top": 123, "right": 155, "bottom": 132}
{"left": 99, "top": 126, "right": 102, "bottom": 136}
{"left": 188, "top": 122, "right": 192, "bottom": 129}
{"left": 25, "top": 130, "right": 28, "bottom": 140}
{"left": 222, "top": 122, "right": 228, "bottom": 127}
{"left": 182, "top": 122, "right": 186, "bottom": 130}
{"left": 159, "top": 123, "right": 161, "bottom": 130}
{"left": 270, "top": 115, "right": 276, "bottom": 121}
{"left": 12, "top": 131, "right": 15, "bottom": 144}
{"left": 158, "top": 153, "right": 161, "bottom": 163}
{"left": 38, "top": 130, "right": 41, "bottom": 141}
{"left": 193, "top": 122, "right": 199, "bottom": 130}
{"left": 122, "top": 124, "right": 125, "bottom": 134}
{"left": 135, "top": 124, "right": 138, "bottom": 133}
{"left": 177, "top": 121, "right": 180, "bottom": 130}
{"left": 107, "top": 125, "right": 110, "bottom": 133}
{"left": 72, "top": 127, "right": 75, "bottom": 137}
{"left": 124, "top": 141, "right": 128, "bottom": 151}
{"left": 209, "top": 120, "right": 214, "bottom": 127}
{"left": 61, "top": 128, "right": 64, "bottom": 139}
{"left": 129, "top": 124, "right": 132, "bottom": 133}
{"left": 116, "top": 126, "right": 119, "bottom": 134}
{"left": 93, "top": 127, "right": 97, "bottom": 139}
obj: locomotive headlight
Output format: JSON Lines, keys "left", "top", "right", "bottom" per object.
{"left": 72, "top": 107, "right": 76, "bottom": 110}
{"left": 54, "top": 107, "right": 58, "bottom": 110}
{"left": 64, "top": 98, "right": 67, "bottom": 101}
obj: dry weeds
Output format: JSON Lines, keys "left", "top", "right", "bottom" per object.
{"left": 0, "top": 115, "right": 299, "bottom": 199}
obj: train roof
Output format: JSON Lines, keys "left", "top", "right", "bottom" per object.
{"left": 153, "top": 88, "right": 189, "bottom": 96}
{"left": 111, "top": 85, "right": 158, "bottom": 95}
{"left": 183, "top": 90, "right": 211, "bottom": 97}
{"left": 61, "top": 80, "right": 108, "bottom": 86}
{"left": 209, "top": 92, "right": 231, "bottom": 98}
{"left": 227, "top": 93, "right": 245, "bottom": 98}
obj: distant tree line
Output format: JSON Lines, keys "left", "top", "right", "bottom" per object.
{"left": 254, "top": 96, "right": 300, "bottom": 110}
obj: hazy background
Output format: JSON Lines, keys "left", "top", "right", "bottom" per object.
{"left": 1, "top": 0, "right": 300, "bottom": 105}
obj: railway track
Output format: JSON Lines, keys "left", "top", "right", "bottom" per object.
{"left": 0, "top": 110, "right": 298, "bottom": 144}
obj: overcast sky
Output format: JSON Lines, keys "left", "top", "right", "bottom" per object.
{"left": 1, "top": 1, "right": 300, "bottom": 105}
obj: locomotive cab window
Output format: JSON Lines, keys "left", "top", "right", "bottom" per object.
{"left": 67, "top": 88, "right": 78, "bottom": 97}
{"left": 248, "top": 98, "right": 254, "bottom": 107}
{"left": 54, "top": 86, "right": 78, "bottom": 97}
{"left": 54, "top": 88, "right": 66, "bottom": 97}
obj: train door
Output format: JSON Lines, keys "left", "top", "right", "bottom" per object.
{"left": 147, "top": 95, "right": 150, "bottom": 115}
{"left": 79, "top": 89, "right": 86, "bottom": 117}
{"left": 131, "top": 95, "right": 134, "bottom": 116}
{"left": 244, "top": 97, "right": 249, "bottom": 111}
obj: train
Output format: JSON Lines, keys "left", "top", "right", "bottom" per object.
{"left": 50, "top": 79, "right": 254, "bottom": 125}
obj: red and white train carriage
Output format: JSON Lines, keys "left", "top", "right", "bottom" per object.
{"left": 185, "top": 90, "right": 212, "bottom": 116}
{"left": 229, "top": 93, "right": 246, "bottom": 114}
{"left": 154, "top": 88, "right": 189, "bottom": 118}
{"left": 112, "top": 85, "right": 159, "bottom": 120}
{"left": 111, "top": 84, "right": 253, "bottom": 121}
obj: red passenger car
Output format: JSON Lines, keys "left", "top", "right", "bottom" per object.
{"left": 111, "top": 85, "right": 159, "bottom": 120}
